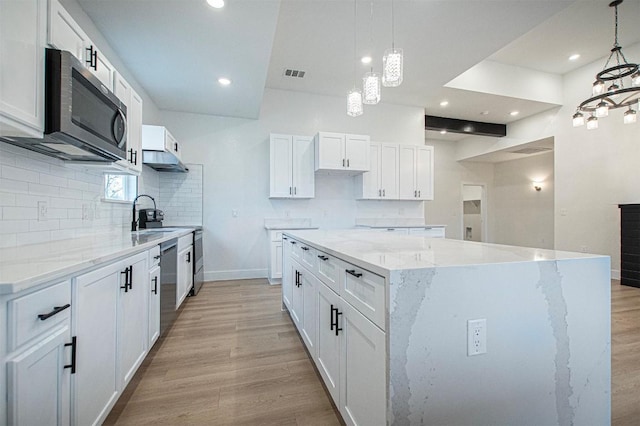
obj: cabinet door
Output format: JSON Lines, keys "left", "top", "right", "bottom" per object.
{"left": 360, "top": 143, "right": 381, "bottom": 199}
{"left": 0, "top": 0, "right": 46, "bottom": 137}
{"left": 73, "top": 262, "right": 120, "bottom": 426}
{"left": 149, "top": 265, "right": 161, "bottom": 349}
{"left": 7, "top": 325, "right": 71, "bottom": 426}
{"left": 316, "top": 283, "right": 342, "bottom": 406}
{"left": 344, "top": 134, "right": 370, "bottom": 172}
{"left": 165, "top": 130, "right": 181, "bottom": 160}
{"left": 398, "top": 145, "right": 417, "bottom": 200}
{"left": 282, "top": 238, "right": 294, "bottom": 309}
{"left": 127, "top": 89, "right": 143, "bottom": 174}
{"left": 416, "top": 146, "right": 434, "bottom": 200}
{"left": 300, "top": 271, "right": 318, "bottom": 358}
{"left": 269, "top": 240, "right": 283, "bottom": 282}
{"left": 118, "top": 253, "right": 148, "bottom": 389}
{"left": 340, "top": 302, "right": 386, "bottom": 426}
{"left": 380, "top": 143, "right": 399, "bottom": 199}
{"left": 48, "top": 0, "right": 88, "bottom": 61}
{"left": 91, "top": 44, "right": 115, "bottom": 91}
{"left": 269, "top": 134, "right": 293, "bottom": 198}
{"left": 292, "top": 136, "right": 315, "bottom": 198}
{"left": 176, "top": 246, "right": 192, "bottom": 309}
{"left": 290, "top": 261, "right": 304, "bottom": 328}
{"left": 315, "top": 132, "right": 345, "bottom": 170}
{"left": 113, "top": 74, "right": 134, "bottom": 170}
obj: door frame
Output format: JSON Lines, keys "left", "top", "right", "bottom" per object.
{"left": 461, "top": 183, "right": 488, "bottom": 242}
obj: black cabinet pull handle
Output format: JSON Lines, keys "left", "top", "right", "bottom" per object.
{"left": 342, "top": 159, "right": 345, "bottom": 167}
{"left": 38, "top": 304, "right": 71, "bottom": 321}
{"left": 154, "top": 255, "right": 161, "bottom": 260}
{"left": 85, "top": 46, "right": 97, "bottom": 70}
{"left": 290, "top": 241, "right": 296, "bottom": 245}
{"left": 187, "top": 252, "right": 191, "bottom": 263}
{"left": 133, "top": 150, "right": 138, "bottom": 165}
{"left": 283, "top": 237, "right": 288, "bottom": 241}
{"left": 152, "top": 276, "right": 158, "bottom": 295}
{"left": 64, "top": 336, "right": 77, "bottom": 374}
{"left": 128, "top": 265, "right": 133, "bottom": 290}
{"left": 330, "top": 305, "right": 343, "bottom": 336}
{"left": 174, "top": 142, "right": 178, "bottom": 152}
{"left": 289, "top": 187, "right": 292, "bottom": 195}
{"left": 121, "top": 267, "right": 129, "bottom": 292}
{"left": 346, "top": 269, "right": 363, "bottom": 278}
{"left": 335, "top": 310, "right": 343, "bottom": 336}
{"left": 347, "top": 159, "right": 350, "bottom": 167}
{"left": 301, "top": 246, "right": 309, "bottom": 251}
{"left": 318, "top": 255, "right": 329, "bottom": 261}
{"left": 330, "top": 304, "right": 336, "bottom": 331}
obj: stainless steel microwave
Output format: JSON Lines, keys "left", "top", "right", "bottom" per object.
{"left": 0, "top": 49, "right": 127, "bottom": 162}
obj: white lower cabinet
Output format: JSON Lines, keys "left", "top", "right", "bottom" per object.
{"left": 284, "top": 237, "right": 386, "bottom": 425}
{"left": 176, "top": 245, "right": 193, "bottom": 309}
{"left": 282, "top": 237, "right": 294, "bottom": 309}
{"left": 148, "top": 265, "right": 161, "bottom": 349}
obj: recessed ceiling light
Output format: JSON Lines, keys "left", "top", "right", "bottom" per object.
{"left": 207, "top": 0, "right": 225, "bottom": 8}
{"left": 510, "top": 111, "right": 519, "bottom": 116}
{"left": 361, "top": 56, "right": 372, "bottom": 64}
{"left": 569, "top": 54, "right": 581, "bottom": 61}
{"left": 218, "top": 77, "right": 231, "bottom": 86}
{"left": 440, "top": 101, "right": 449, "bottom": 107}
{"left": 440, "top": 130, "right": 447, "bottom": 135}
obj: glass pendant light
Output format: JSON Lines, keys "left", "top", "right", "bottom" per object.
{"left": 347, "top": 88, "right": 364, "bottom": 117}
{"left": 592, "top": 80, "right": 605, "bottom": 96}
{"left": 572, "top": 110, "right": 585, "bottom": 127}
{"left": 586, "top": 115, "right": 599, "bottom": 130}
{"left": 382, "top": 0, "right": 403, "bottom": 87}
{"left": 632, "top": 71, "right": 640, "bottom": 86}
{"left": 623, "top": 107, "right": 637, "bottom": 124}
{"left": 363, "top": 70, "right": 381, "bottom": 104}
{"left": 595, "top": 101, "right": 609, "bottom": 117}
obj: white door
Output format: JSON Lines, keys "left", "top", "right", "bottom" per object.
{"left": 118, "top": 253, "right": 148, "bottom": 389}
{"left": 316, "top": 132, "right": 345, "bottom": 170}
{"left": 398, "top": 145, "right": 417, "bottom": 199}
{"left": 316, "top": 283, "right": 342, "bottom": 406}
{"left": 345, "top": 134, "right": 370, "bottom": 172}
{"left": 282, "top": 238, "right": 294, "bottom": 309}
{"left": 148, "top": 265, "right": 161, "bottom": 348}
{"left": 293, "top": 136, "right": 315, "bottom": 198}
{"left": 340, "top": 302, "right": 386, "bottom": 426}
{"left": 290, "top": 261, "right": 304, "bottom": 328}
{"left": 380, "top": 143, "right": 399, "bottom": 199}
{"left": 416, "top": 146, "right": 434, "bottom": 200}
{"left": 48, "top": 0, "right": 88, "bottom": 61}
{"left": 301, "top": 272, "right": 318, "bottom": 359}
{"left": 0, "top": 0, "right": 46, "bottom": 135}
{"left": 361, "top": 143, "right": 380, "bottom": 199}
{"left": 73, "top": 262, "right": 120, "bottom": 426}
{"left": 6, "top": 325, "right": 71, "bottom": 426}
{"left": 270, "top": 134, "right": 293, "bottom": 197}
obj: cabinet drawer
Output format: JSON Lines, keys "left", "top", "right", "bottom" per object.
{"left": 316, "top": 251, "right": 343, "bottom": 294}
{"left": 8, "top": 280, "right": 71, "bottom": 350}
{"left": 299, "top": 243, "right": 317, "bottom": 272}
{"left": 409, "top": 227, "right": 445, "bottom": 238}
{"left": 149, "top": 245, "right": 161, "bottom": 267}
{"left": 340, "top": 266, "right": 385, "bottom": 330}
{"left": 178, "top": 233, "right": 193, "bottom": 251}
{"left": 375, "top": 228, "right": 409, "bottom": 234}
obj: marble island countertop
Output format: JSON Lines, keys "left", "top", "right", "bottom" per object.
{"left": 0, "top": 228, "right": 195, "bottom": 295}
{"left": 355, "top": 218, "right": 446, "bottom": 228}
{"left": 284, "top": 229, "right": 606, "bottom": 276}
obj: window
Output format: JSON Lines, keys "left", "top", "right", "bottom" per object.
{"left": 104, "top": 174, "right": 137, "bottom": 202}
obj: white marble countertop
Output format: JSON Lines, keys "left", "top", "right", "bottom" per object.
{"left": 0, "top": 228, "right": 194, "bottom": 295}
{"left": 355, "top": 218, "right": 446, "bottom": 228}
{"left": 265, "top": 225, "right": 319, "bottom": 230}
{"left": 284, "top": 229, "right": 606, "bottom": 276}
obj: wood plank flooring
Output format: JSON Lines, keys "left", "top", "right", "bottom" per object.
{"left": 106, "top": 279, "right": 640, "bottom": 425}
{"left": 104, "top": 279, "right": 341, "bottom": 425}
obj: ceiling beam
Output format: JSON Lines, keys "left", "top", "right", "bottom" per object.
{"left": 425, "top": 115, "right": 506, "bottom": 137}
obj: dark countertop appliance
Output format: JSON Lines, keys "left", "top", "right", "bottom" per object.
{"left": 139, "top": 209, "right": 164, "bottom": 229}
{"left": 159, "top": 238, "right": 178, "bottom": 337}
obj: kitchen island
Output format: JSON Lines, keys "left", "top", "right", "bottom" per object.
{"left": 282, "top": 229, "right": 610, "bottom": 426}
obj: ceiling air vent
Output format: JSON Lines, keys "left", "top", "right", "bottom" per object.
{"left": 508, "top": 147, "right": 553, "bottom": 155}
{"left": 283, "top": 69, "right": 306, "bottom": 78}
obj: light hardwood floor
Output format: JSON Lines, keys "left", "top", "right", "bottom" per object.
{"left": 106, "top": 279, "right": 639, "bottom": 425}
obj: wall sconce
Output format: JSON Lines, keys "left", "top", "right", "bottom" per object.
{"left": 533, "top": 181, "right": 543, "bottom": 192}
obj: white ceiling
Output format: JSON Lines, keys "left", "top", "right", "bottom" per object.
{"left": 75, "top": 0, "right": 640, "bottom": 134}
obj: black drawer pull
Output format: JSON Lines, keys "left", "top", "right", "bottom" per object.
{"left": 290, "top": 241, "right": 297, "bottom": 245}
{"left": 152, "top": 276, "right": 158, "bottom": 295}
{"left": 153, "top": 255, "right": 161, "bottom": 260}
{"left": 346, "top": 269, "right": 363, "bottom": 278}
{"left": 283, "top": 237, "right": 288, "bottom": 241}
{"left": 318, "top": 255, "right": 329, "bottom": 261}
{"left": 38, "top": 304, "right": 71, "bottom": 321}
{"left": 301, "top": 246, "right": 309, "bottom": 251}
{"left": 64, "top": 336, "right": 77, "bottom": 374}
{"left": 331, "top": 305, "right": 343, "bottom": 336}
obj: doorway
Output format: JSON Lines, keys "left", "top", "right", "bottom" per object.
{"left": 462, "top": 184, "right": 486, "bottom": 242}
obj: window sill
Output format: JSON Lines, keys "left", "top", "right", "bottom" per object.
{"left": 101, "top": 198, "right": 134, "bottom": 205}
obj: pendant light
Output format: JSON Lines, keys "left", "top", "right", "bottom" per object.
{"left": 382, "top": 0, "right": 403, "bottom": 87}
{"left": 573, "top": 0, "right": 639, "bottom": 127}
{"left": 347, "top": 0, "right": 363, "bottom": 117}
{"left": 362, "top": 1, "right": 381, "bottom": 104}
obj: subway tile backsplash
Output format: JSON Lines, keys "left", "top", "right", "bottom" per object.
{"left": 0, "top": 144, "right": 130, "bottom": 248}
{"left": 158, "top": 164, "right": 203, "bottom": 226}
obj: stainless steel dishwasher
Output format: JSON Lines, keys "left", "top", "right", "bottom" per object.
{"left": 159, "top": 238, "right": 178, "bottom": 337}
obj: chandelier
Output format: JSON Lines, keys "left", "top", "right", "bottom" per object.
{"left": 573, "top": 0, "right": 639, "bottom": 129}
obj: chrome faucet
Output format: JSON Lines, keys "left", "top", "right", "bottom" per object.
{"left": 131, "top": 194, "right": 156, "bottom": 231}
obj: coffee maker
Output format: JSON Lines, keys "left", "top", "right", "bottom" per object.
{"left": 139, "top": 209, "right": 164, "bottom": 228}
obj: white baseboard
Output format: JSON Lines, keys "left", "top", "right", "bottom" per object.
{"left": 611, "top": 269, "right": 620, "bottom": 280}
{"left": 205, "top": 269, "right": 268, "bottom": 282}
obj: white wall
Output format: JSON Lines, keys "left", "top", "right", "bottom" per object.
{"left": 160, "top": 88, "right": 426, "bottom": 280}
{"left": 505, "top": 42, "right": 640, "bottom": 276}
{"left": 492, "top": 151, "right": 554, "bottom": 249}
{"left": 424, "top": 139, "right": 495, "bottom": 241}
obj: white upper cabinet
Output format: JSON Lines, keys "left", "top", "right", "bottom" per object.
{"left": 399, "top": 145, "right": 434, "bottom": 200}
{"left": 270, "top": 134, "right": 315, "bottom": 198}
{"left": 0, "top": 0, "right": 46, "bottom": 138}
{"left": 48, "top": 0, "right": 115, "bottom": 90}
{"left": 114, "top": 73, "right": 143, "bottom": 174}
{"left": 314, "top": 132, "right": 370, "bottom": 173}
{"left": 142, "top": 125, "right": 181, "bottom": 160}
{"left": 356, "top": 142, "right": 399, "bottom": 199}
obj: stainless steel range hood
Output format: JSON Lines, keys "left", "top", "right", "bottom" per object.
{"left": 142, "top": 150, "right": 189, "bottom": 173}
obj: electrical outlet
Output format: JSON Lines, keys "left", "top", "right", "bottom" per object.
{"left": 467, "top": 319, "right": 487, "bottom": 356}
{"left": 37, "top": 201, "right": 48, "bottom": 221}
